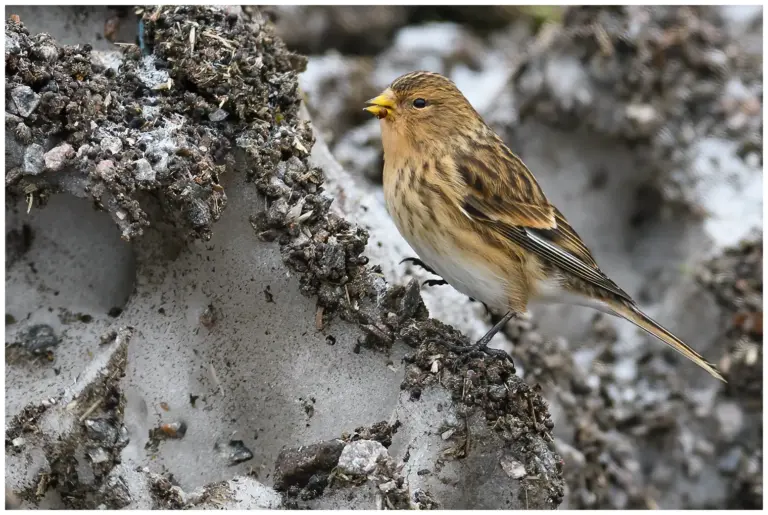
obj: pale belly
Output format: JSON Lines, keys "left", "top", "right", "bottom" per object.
{"left": 403, "top": 232, "right": 509, "bottom": 312}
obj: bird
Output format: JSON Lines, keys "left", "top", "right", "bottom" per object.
{"left": 363, "top": 70, "right": 724, "bottom": 382}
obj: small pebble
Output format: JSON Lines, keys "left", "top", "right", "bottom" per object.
{"left": 209, "top": 109, "right": 229, "bottom": 122}
{"left": 21, "top": 324, "right": 59, "bottom": 354}
{"left": 215, "top": 439, "right": 254, "bottom": 466}
{"left": 134, "top": 158, "right": 156, "bottom": 182}
{"left": 500, "top": 456, "right": 527, "bottom": 479}
{"left": 88, "top": 447, "right": 110, "bottom": 464}
{"left": 337, "top": 440, "right": 387, "bottom": 476}
{"left": 23, "top": 143, "right": 45, "bottom": 175}
{"left": 100, "top": 136, "right": 123, "bottom": 155}
{"left": 44, "top": 143, "right": 74, "bottom": 172}
{"left": 378, "top": 480, "right": 396, "bottom": 493}
{"left": 85, "top": 418, "right": 119, "bottom": 445}
{"left": 11, "top": 85, "right": 40, "bottom": 117}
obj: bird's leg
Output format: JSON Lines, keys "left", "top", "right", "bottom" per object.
{"left": 475, "top": 311, "right": 517, "bottom": 349}
{"left": 400, "top": 257, "right": 438, "bottom": 276}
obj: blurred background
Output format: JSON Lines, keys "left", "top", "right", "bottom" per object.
{"left": 8, "top": 4, "right": 763, "bottom": 510}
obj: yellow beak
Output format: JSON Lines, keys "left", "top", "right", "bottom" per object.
{"left": 364, "top": 92, "right": 396, "bottom": 119}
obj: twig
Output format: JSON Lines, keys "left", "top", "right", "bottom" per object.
{"left": 528, "top": 396, "right": 541, "bottom": 432}
{"left": 79, "top": 398, "right": 103, "bottom": 422}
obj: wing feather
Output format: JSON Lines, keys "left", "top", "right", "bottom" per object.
{"left": 457, "top": 142, "right": 632, "bottom": 302}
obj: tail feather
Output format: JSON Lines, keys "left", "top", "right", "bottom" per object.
{"left": 611, "top": 303, "right": 726, "bottom": 382}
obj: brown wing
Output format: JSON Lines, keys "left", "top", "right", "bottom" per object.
{"left": 548, "top": 207, "right": 599, "bottom": 268}
{"left": 454, "top": 142, "right": 556, "bottom": 230}
{"left": 455, "top": 143, "right": 633, "bottom": 302}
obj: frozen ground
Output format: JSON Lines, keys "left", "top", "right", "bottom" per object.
{"left": 6, "top": 5, "right": 562, "bottom": 509}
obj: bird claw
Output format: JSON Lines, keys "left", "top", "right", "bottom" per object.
{"left": 400, "top": 257, "right": 438, "bottom": 276}
{"left": 432, "top": 339, "right": 512, "bottom": 363}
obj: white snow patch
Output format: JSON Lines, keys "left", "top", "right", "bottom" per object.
{"left": 688, "top": 137, "right": 763, "bottom": 249}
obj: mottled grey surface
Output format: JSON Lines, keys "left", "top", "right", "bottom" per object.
{"left": 6, "top": 5, "right": 566, "bottom": 510}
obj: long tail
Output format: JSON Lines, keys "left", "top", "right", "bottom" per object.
{"left": 609, "top": 302, "right": 726, "bottom": 382}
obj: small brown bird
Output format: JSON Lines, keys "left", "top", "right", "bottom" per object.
{"left": 364, "top": 71, "right": 724, "bottom": 381}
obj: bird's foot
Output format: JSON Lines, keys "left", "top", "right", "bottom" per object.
{"left": 434, "top": 340, "right": 511, "bottom": 361}
{"left": 400, "top": 257, "right": 438, "bottom": 276}
{"left": 435, "top": 311, "right": 517, "bottom": 361}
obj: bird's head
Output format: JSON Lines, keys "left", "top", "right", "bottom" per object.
{"left": 364, "top": 71, "right": 480, "bottom": 150}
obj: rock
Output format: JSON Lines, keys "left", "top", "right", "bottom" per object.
{"left": 5, "top": 121, "right": 26, "bottom": 167}
{"left": 214, "top": 440, "right": 253, "bottom": 466}
{"left": 11, "top": 85, "right": 41, "bottom": 117}
{"left": 23, "top": 143, "right": 45, "bottom": 175}
{"left": 88, "top": 447, "right": 110, "bottom": 465}
{"left": 6, "top": 30, "right": 21, "bottom": 54}
{"left": 84, "top": 419, "right": 119, "bottom": 446}
{"left": 337, "top": 440, "right": 387, "bottom": 477}
{"left": 208, "top": 109, "right": 229, "bottom": 122}
{"left": 36, "top": 44, "right": 59, "bottom": 63}
{"left": 273, "top": 439, "right": 345, "bottom": 490}
{"left": 133, "top": 158, "right": 155, "bottom": 182}
{"left": 44, "top": 142, "right": 74, "bottom": 171}
{"left": 100, "top": 136, "right": 123, "bottom": 155}
{"left": 500, "top": 456, "right": 527, "bottom": 479}
{"left": 94, "top": 160, "right": 117, "bottom": 181}
{"left": 21, "top": 324, "right": 59, "bottom": 354}
{"left": 98, "top": 474, "right": 132, "bottom": 509}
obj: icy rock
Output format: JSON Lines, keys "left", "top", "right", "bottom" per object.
{"left": 133, "top": 158, "right": 156, "bottom": 182}
{"left": 337, "top": 440, "right": 387, "bottom": 477}
{"left": 11, "top": 85, "right": 41, "bottom": 117}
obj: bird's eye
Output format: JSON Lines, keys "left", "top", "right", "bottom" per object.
{"left": 413, "top": 98, "right": 427, "bottom": 109}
